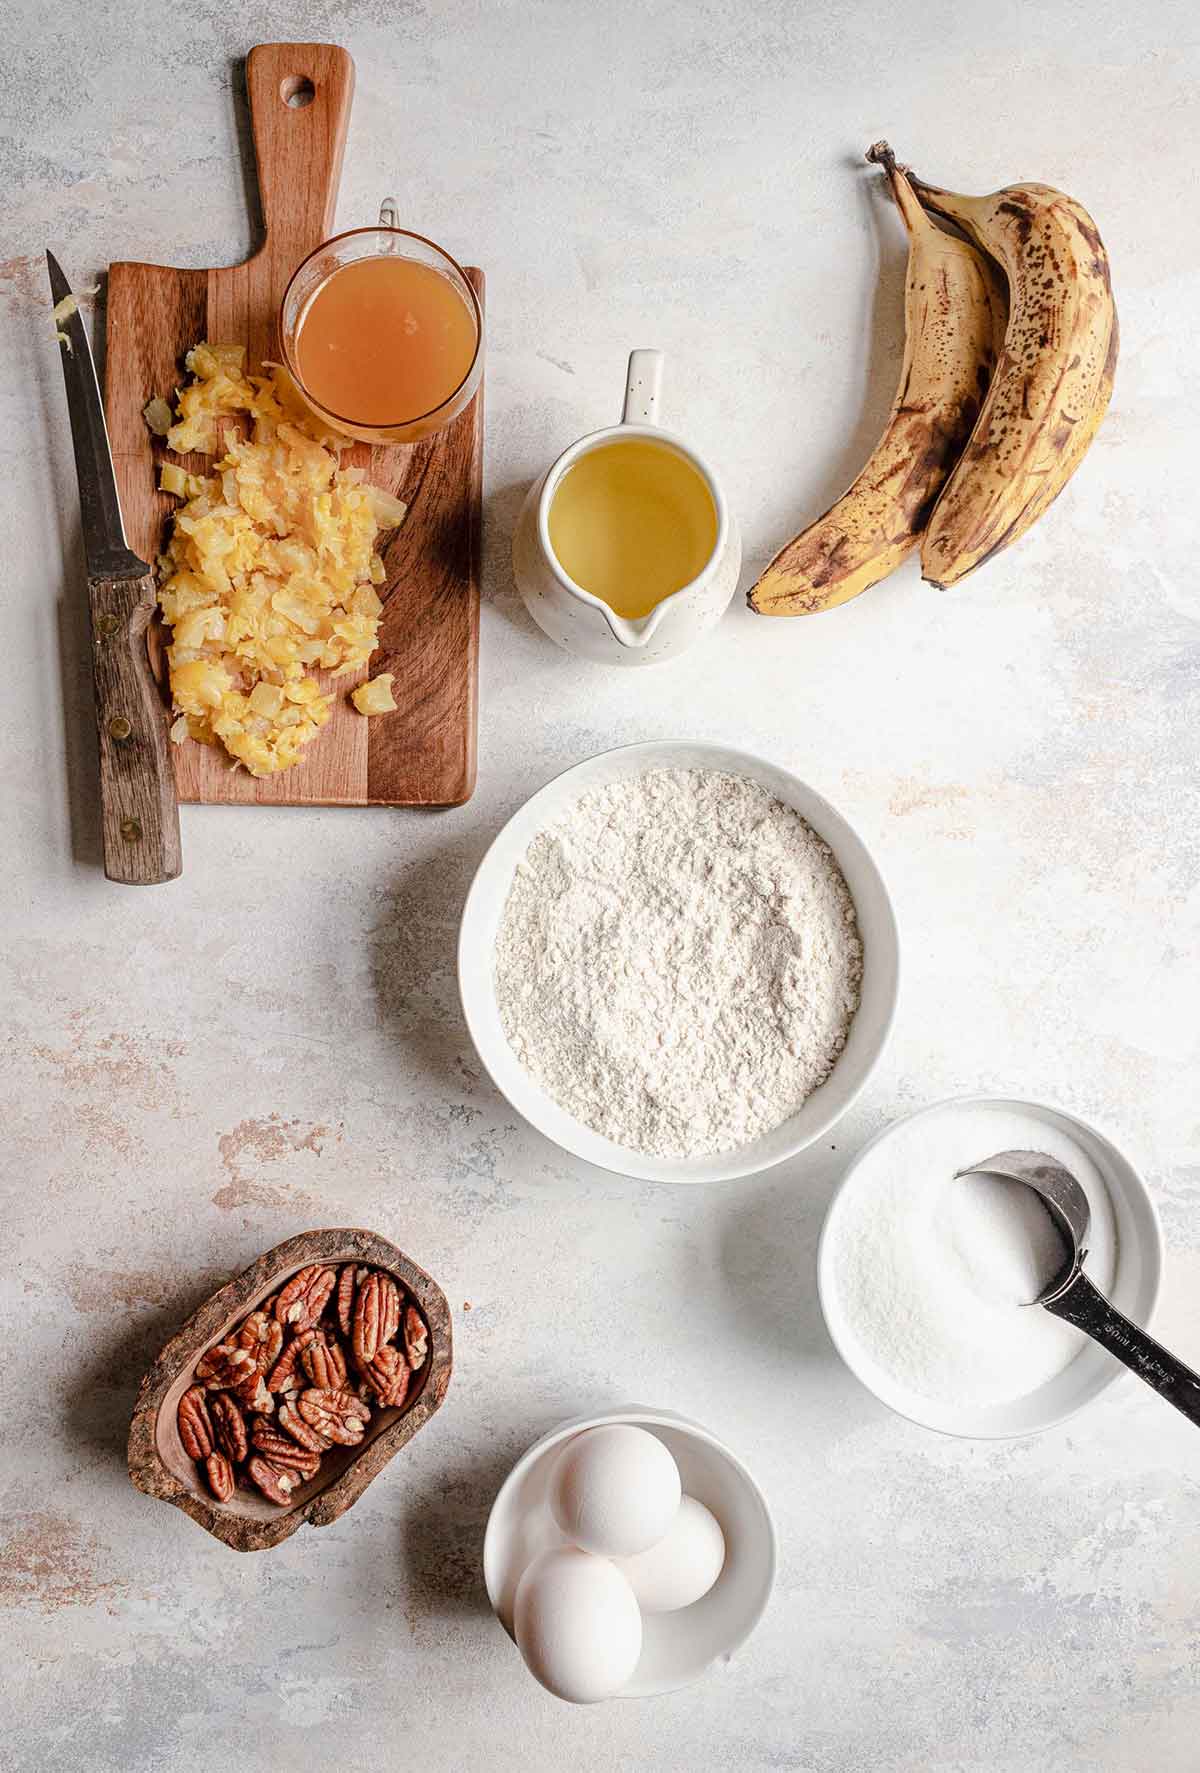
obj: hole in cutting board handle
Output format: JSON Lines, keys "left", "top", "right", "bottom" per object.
{"left": 280, "top": 75, "right": 316, "bottom": 108}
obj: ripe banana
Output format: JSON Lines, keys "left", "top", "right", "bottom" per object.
{"left": 748, "top": 143, "right": 1004, "bottom": 616}
{"left": 906, "top": 162, "right": 1118, "bottom": 588}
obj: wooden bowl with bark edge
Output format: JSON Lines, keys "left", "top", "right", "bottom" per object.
{"left": 127, "top": 1228, "right": 452, "bottom": 1552}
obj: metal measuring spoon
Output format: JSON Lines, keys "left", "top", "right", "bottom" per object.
{"left": 955, "top": 1149, "right": 1200, "bottom": 1429}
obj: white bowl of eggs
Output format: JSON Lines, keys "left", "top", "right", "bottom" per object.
{"left": 483, "top": 1408, "right": 776, "bottom": 1701}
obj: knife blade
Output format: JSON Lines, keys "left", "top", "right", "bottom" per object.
{"left": 47, "top": 250, "right": 182, "bottom": 885}
{"left": 47, "top": 250, "right": 150, "bottom": 581}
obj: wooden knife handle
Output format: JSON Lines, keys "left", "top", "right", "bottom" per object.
{"left": 245, "top": 43, "right": 356, "bottom": 250}
{"left": 88, "top": 577, "right": 182, "bottom": 885}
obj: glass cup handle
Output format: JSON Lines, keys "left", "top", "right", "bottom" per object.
{"left": 622, "top": 350, "right": 664, "bottom": 426}
{"left": 379, "top": 197, "right": 400, "bottom": 247}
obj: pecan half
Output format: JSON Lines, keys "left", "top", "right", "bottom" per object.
{"left": 352, "top": 1271, "right": 401, "bottom": 1369}
{"left": 209, "top": 1391, "right": 248, "bottom": 1462}
{"left": 266, "top": 1325, "right": 318, "bottom": 1394}
{"left": 302, "top": 1332, "right": 348, "bottom": 1391}
{"left": 336, "top": 1264, "right": 367, "bottom": 1337}
{"left": 246, "top": 1455, "right": 297, "bottom": 1506}
{"left": 250, "top": 1423, "right": 321, "bottom": 1479}
{"left": 195, "top": 1341, "right": 256, "bottom": 1390}
{"left": 238, "top": 1308, "right": 283, "bottom": 1377}
{"left": 278, "top": 1399, "right": 332, "bottom": 1453}
{"left": 363, "top": 1344, "right": 410, "bottom": 1410}
{"left": 235, "top": 1371, "right": 275, "bottom": 1416}
{"left": 178, "top": 1385, "right": 214, "bottom": 1459}
{"left": 298, "top": 1386, "right": 371, "bottom": 1446}
{"left": 274, "top": 1265, "right": 337, "bottom": 1331}
{"left": 403, "top": 1303, "right": 428, "bottom": 1371}
{"left": 205, "top": 1450, "right": 235, "bottom": 1503}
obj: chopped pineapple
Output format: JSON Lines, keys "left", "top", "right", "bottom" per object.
{"left": 151, "top": 344, "right": 408, "bottom": 777}
{"left": 143, "top": 396, "right": 174, "bottom": 437}
{"left": 52, "top": 285, "right": 99, "bottom": 351}
{"left": 351, "top": 672, "right": 397, "bottom": 716}
{"left": 52, "top": 292, "right": 77, "bottom": 352}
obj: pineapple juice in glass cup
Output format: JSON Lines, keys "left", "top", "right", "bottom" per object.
{"left": 280, "top": 202, "right": 483, "bottom": 446}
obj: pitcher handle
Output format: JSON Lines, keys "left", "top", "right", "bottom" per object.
{"left": 622, "top": 349, "right": 664, "bottom": 425}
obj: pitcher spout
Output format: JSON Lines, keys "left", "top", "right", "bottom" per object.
{"left": 602, "top": 602, "right": 668, "bottom": 650}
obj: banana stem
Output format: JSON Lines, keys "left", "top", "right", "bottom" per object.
{"left": 865, "top": 140, "right": 902, "bottom": 175}
{"left": 868, "top": 146, "right": 961, "bottom": 221}
{"left": 865, "top": 139, "right": 929, "bottom": 239}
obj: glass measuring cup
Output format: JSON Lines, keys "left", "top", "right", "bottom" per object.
{"left": 280, "top": 199, "right": 483, "bottom": 445}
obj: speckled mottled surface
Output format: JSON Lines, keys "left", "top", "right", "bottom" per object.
{"left": 4, "top": 1, "right": 1200, "bottom": 1768}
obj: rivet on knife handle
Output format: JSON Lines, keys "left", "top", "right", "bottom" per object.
{"left": 89, "top": 576, "right": 183, "bottom": 885}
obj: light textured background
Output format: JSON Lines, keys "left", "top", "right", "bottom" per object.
{"left": 4, "top": 1, "right": 1199, "bottom": 1768}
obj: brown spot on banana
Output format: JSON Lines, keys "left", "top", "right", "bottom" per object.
{"left": 997, "top": 198, "right": 1035, "bottom": 243}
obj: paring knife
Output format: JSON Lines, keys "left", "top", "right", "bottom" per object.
{"left": 47, "top": 250, "right": 182, "bottom": 884}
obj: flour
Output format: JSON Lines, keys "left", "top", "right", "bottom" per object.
{"left": 493, "top": 768, "right": 863, "bottom": 1158}
{"left": 827, "top": 1104, "right": 1119, "bottom": 1409}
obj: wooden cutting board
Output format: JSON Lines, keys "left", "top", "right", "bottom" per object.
{"left": 104, "top": 42, "right": 482, "bottom": 807}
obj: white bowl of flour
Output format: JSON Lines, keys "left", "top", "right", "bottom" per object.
{"left": 817, "top": 1096, "right": 1163, "bottom": 1437}
{"left": 458, "top": 741, "right": 899, "bottom": 1183}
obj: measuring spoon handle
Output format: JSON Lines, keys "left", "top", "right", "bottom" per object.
{"left": 1044, "top": 1271, "right": 1200, "bottom": 1429}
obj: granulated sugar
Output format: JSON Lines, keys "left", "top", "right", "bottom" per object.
{"left": 493, "top": 768, "right": 862, "bottom": 1158}
{"left": 828, "top": 1104, "right": 1118, "bottom": 1409}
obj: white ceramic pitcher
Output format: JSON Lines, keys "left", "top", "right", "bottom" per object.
{"left": 511, "top": 351, "right": 741, "bottom": 666}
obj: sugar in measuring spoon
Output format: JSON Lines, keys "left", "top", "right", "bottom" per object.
{"left": 957, "top": 1149, "right": 1200, "bottom": 1428}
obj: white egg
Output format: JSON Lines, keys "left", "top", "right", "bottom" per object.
{"left": 548, "top": 1425, "right": 681, "bottom": 1557}
{"left": 613, "top": 1494, "right": 726, "bottom": 1613}
{"left": 513, "top": 1547, "right": 643, "bottom": 1704}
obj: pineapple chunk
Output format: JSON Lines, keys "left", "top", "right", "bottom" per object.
{"left": 248, "top": 681, "right": 284, "bottom": 718}
{"left": 159, "top": 462, "right": 189, "bottom": 496}
{"left": 351, "top": 673, "right": 397, "bottom": 716}
{"left": 143, "top": 397, "right": 174, "bottom": 437}
{"left": 368, "top": 488, "right": 407, "bottom": 528}
{"left": 170, "top": 657, "right": 233, "bottom": 711}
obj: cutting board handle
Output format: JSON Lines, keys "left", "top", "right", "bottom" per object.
{"left": 246, "top": 43, "right": 356, "bottom": 255}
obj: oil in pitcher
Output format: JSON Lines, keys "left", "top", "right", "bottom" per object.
{"left": 547, "top": 437, "right": 718, "bottom": 620}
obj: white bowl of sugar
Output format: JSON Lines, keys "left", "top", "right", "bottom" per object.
{"left": 458, "top": 740, "right": 900, "bottom": 1184}
{"left": 817, "top": 1095, "right": 1163, "bottom": 1438}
